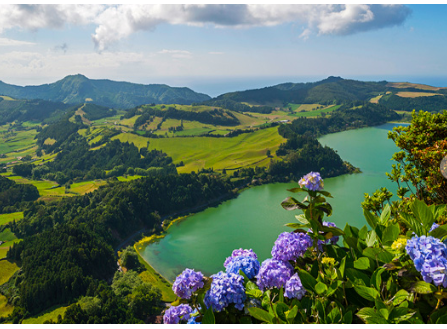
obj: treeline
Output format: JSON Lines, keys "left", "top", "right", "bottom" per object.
{"left": 199, "top": 98, "right": 274, "bottom": 114}
{"left": 379, "top": 93, "right": 447, "bottom": 112}
{"left": 12, "top": 173, "right": 235, "bottom": 242}
{"left": 80, "top": 103, "right": 117, "bottom": 121}
{"left": 0, "top": 176, "right": 39, "bottom": 213}
{"left": 278, "top": 102, "right": 400, "bottom": 138}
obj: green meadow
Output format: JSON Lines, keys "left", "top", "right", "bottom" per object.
{"left": 0, "top": 212, "right": 23, "bottom": 226}
{"left": 0, "top": 293, "right": 14, "bottom": 318}
{"left": 0, "top": 260, "right": 19, "bottom": 285}
{"left": 113, "top": 126, "right": 286, "bottom": 173}
{"left": 22, "top": 305, "right": 69, "bottom": 324}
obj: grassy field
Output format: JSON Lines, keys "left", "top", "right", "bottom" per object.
{"left": 0, "top": 228, "right": 21, "bottom": 258}
{"left": 0, "top": 212, "right": 23, "bottom": 226}
{"left": 370, "top": 95, "right": 383, "bottom": 103}
{"left": 0, "top": 294, "right": 14, "bottom": 318}
{"left": 387, "top": 82, "right": 447, "bottom": 91}
{"left": 0, "top": 260, "right": 19, "bottom": 285}
{"left": 113, "top": 126, "right": 286, "bottom": 172}
{"left": 396, "top": 91, "right": 442, "bottom": 98}
{"left": 22, "top": 305, "right": 69, "bottom": 324}
{"left": 0, "top": 127, "right": 38, "bottom": 164}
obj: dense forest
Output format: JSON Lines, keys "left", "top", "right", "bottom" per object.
{"left": 0, "top": 176, "right": 39, "bottom": 213}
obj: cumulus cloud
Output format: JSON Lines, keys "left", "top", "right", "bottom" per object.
{"left": 0, "top": 4, "right": 411, "bottom": 51}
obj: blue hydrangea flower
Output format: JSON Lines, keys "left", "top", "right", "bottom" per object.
{"left": 163, "top": 304, "right": 193, "bottom": 324}
{"left": 244, "top": 298, "right": 262, "bottom": 315}
{"left": 172, "top": 268, "right": 204, "bottom": 299}
{"left": 187, "top": 316, "right": 201, "bottom": 324}
{"left": 271, "top": 232, "right": 312, "bottom": 261}
{"left": 298, "top": 172, "right": 324, "bottom": 191}
{"left": 405, "top": 235, "right": 447, "bottom": 287}
{"left": 224, "top": 248, "right": 258, "bottom": 267}
{"left": 430, "top": 223, "right": 440, "bottom": 232}
{"left": 204, "top": 271, "right": 246, "bottom": 312}
{"left": 256, "top": 258, "right": 294, "bottom": 291}
{"left": 284, "top": 273, "right": 306, "bottom": 300}
{"left": 225, "top": 255, "right": 260, "bottom": 279}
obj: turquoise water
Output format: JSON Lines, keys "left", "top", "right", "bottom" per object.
{"left": 141, "top": 123, "right": 408, "bottom": 282}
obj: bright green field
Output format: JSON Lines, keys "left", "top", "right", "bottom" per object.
{"left": 0, "top": 260, "right": 19, "bottom": 285}
{"left": 22, "top": 305, "right": 69, "bottom": 324}
{"left": 0, "top": 294, "right": 14, "bottom": 318}
{"left": 294, "top": 105, "right": 341, "bottom": 117}
{"left": 0, "top": 212, "right": 23, "bottom": 226}
{"left": 113, "top": 126, "right": 286, "bottom": 173}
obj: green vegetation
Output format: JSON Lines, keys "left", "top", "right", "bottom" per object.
{"left": 0, "top": 212, "right": 23, "bottom": 226}
{"left": 0, "top": 293, "right": 14, "bottom": 318}
{"left": 0, "top": 260, "right": 19, "bottom": 285}
{"left": 21, "top": 305, "right": 69, "bottom": 324}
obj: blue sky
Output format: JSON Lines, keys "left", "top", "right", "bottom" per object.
{"left": 1, "top": 4, "right": 447, "bottom": 96}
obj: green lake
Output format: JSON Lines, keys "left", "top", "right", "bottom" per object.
{"left": 141, "top": 123, "right": 408, "bottom": 282}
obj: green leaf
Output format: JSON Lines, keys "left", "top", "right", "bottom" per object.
{"left": 295, "top": 214, "right": 309, "bottom": 224}
{"left": 411, "top": 281, "right": 437, "bottom": 294}
{"left": 342, "top": 310, "right": 353, "bottom": 324}
{"left": 380, "top": 204, "right": 391, "bottom": 224}
{"left": 392, "top": 289, "right": 410, "bottom": 306}
{"left": 285, "top": 223, "right": 308, "bottom": 230}
{"left": 285, "top": 305, "right": 298, "bottom": 324}
{"left": 327, "top": 306, "right": 342, "bottom": 324}
{"left": 315, "top": 282, "right": 328, "bottom": 295}
{"left": 318, "top": 203, "right": 333, "bottom": 217}
{"left": 202, "top": 307, "right": 215, "bottom": 324}
{"left": 354, "top": 257, "right": 372, "bottom": 271}
{"left": 359, "top": 225, "right": 369, "bottom": 240}
{"left": 382, "top": 223, "right": 400, "bottom": 245}
{"left": 357, "top": 308, "right": 389, "bottom": 324}
{"left": 279, "top": 287, "right": 284, "bottom": 303}
{"left": 318, "top": 190, "right": 333, "bottom": 198}
{"left": 354, "top": 285, "right": 380, "bottom": 301}
{"left": 275, "top": 302, "right": 289, "bottom": 323}
{"left": 320, "top": 225, "right": 345, "bottom": 236}
{"left": 346, "top": 268, "right": 370, "bottom": 286}
{"left": 297, "top": 269, "right": 317, "bottom": 293}
{"left": 248, "top": 307, "right": 274, "bottom": 324}
{"left": 363, "top": 247, "right": 394, "bottom": 264}
{"left": 379, "top": 308, "right": 389, "bottom": 320}
{"left": 339, "top": 256, "right": 346, "bottom": 278}
{"left": 430, "top": 224, "right": 447, "bottom": 240}
{"left": 371, "top": 268, "right": 384, "bottom": 291}
{"left": 410, "top": 199, "right": 434, "bottom": 231}
{"left": 400, "top": 213, "right": 423, "bottom": 237}
{"left": 281, "top": 197, "right": 308, "bottom": 211}
{"left": 287, "top": 187, "right": 306, "bottom": 193}
{"left": 365, "top": 230, "right": 378, "bottom": 247}
{"left": 364, "top": 209, "right": 378, "bottom": 229}
{"left": 437, "top": 314, "right": 447, "bottom": 324}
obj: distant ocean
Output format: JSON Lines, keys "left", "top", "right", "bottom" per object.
{"left": 169, "top": 75, "right": 447, "bottom": 98}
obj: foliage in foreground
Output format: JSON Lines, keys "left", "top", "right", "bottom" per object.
{"left": 162, "top": 111, "right": 447, "bottom": 324}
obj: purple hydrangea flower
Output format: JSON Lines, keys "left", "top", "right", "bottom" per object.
{"left": 405, "top": 235, "right": 447, "bottom": 287}
{"left": 430, "top": 223, "right": 440, "bottom": 232}
{"left": 172, "top": 268, "right": 204, "bottom": 300}
{"left": 163, "top": 304, "right": 193, "bottom": 324}
{"left": 284, "top": 273, "right": 306, "bottom": 300}
{"left": 298, "top": 172, "right": 324, "bottom": 191}
{"left": 204, "top": 271, "right": 246, "bottom": 312}
{"left": 256, "top": 258, "right": 294, "bottom": 291}
{"left": 271, "top": 232, "right": 312, "bottom": 262}
{"left": 225, "top": 256, "right": 260, "bottom": 279}
{"left": 224, "top": 248, "right": 258, "bottom": 267}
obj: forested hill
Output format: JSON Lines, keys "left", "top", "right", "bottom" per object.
{"left": 0, "top": 74, "right": 211, "bottom": 109}
{"left": 203, "top": 77, "right": 447, "bottom": 111}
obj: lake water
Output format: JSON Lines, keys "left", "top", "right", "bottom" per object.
{"left": 141, "top": 123, "right": 408, "bottom": 282}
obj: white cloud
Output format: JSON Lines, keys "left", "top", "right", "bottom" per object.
{"left": 0, "top": 37, "right": 35, "bottom": 46}
{"left": 0, "top": 4, "right": 411, "bottom": 51}
{"left": 158, "top": 49, "right": 192, "bottom": 59}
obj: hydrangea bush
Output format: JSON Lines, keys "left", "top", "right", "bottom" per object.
{"left": 163, "top": 170, "right": 447, "bottom": 324}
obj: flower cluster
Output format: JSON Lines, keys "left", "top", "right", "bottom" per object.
{"left": 271, "top": 232, "right": 312, "bottom": 262}
{"left": 284, "top": 273, "right": 306, "bottom": 300}
{"left": 256, "top": 258, "right": 294, "bottom": 291}
{"left": 224, "top": 248, "right": 258, "bottom": 267}
{"left": 187, "top": 316, "right": 201, "bottom": 324}
{"left": 430, "top": 222, "right": 440, "bottom": 232}
{"left": 391, "top": 238, "right": 407, "bottom": 251}
{"left": 405, "top": 235, "right": 447, "bottom": 287}
{"left": 163, "top": 304, "right": 193, "bottom": 324}
{"left": 321, "top": 257, "right": 336, "bottom": 267}
{"left": 204, "top": 271, "right": 246, "bottom": 312}
{"left": 172, "top": 268, "right": 204, "bottom": 300}
{"left": 298, "top": 171, "right": 324, "bottom": 191}
{"left": 225, "top": 255, "right": 260, "bottom": 279}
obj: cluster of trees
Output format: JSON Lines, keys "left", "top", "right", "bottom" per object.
{"left": 200, "top": 98, "right": 274, "bottom": 114}
{"left": 379, "top": 93, "right": 447, "bottom": 112}
{"left": 0, "top": 176, "right": 39, "bottom": 213}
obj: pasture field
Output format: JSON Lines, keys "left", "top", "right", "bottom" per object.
{"left": 0, "top": 212, "right": 23, "bottom": 226}
{"left": 370, "top": 95, "right": 383, "bottom": 103}
{"left": 22, "top": 305, "right": 69, "bottom": 324}
{"left": 116, "top": 175, "right": 143, "bottom": 182}
{"left": 285, "top": 103, "right": 301, "bottom": 111}
{"left": 295, "top": 103, "right": 325, "bottom": 112}
{"left": 120, "top": 114, "right": 141, "bottom": 128}
{"left": 113, "top": 126, "right": 286, "bottom": 173}
{"left": 0, "top": 228, "right": 21, "bottom": 258}
{"left": 0, "top": 96, "right": 15, "bottom": 101}
{"left": 0, "top": 128, "right": 38, "bottom": 163}
{"left": 69, "top": 180, "right": 106, "bottom": 194}
{"left": 0, "top": 294, "right": 13, "bottom": 318}
{"left": 387, "top": 82, "right": 447, "bottom": 91}
{"left": 0, "top": 260, "right": 19, "bottom": 285}
{"left": 396, "top": 91, "right": 442, "bottom": 98}
{"left": 294, "top": 105, "right": 341, "bottom": 117}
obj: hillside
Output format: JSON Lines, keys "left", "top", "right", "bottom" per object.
{"left": 0, "top": 75, "right": 211, "bottom": 109}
